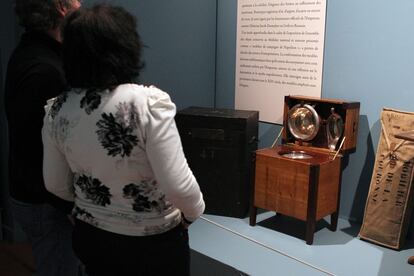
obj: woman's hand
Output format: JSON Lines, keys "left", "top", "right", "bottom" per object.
{"left": 181, "top": 213, "right": 193, "bottom": 229}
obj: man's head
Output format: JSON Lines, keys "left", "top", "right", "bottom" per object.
{"left": 15, "top": 0, "right": 81, "bottom": 32}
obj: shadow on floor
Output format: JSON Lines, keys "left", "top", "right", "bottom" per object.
{"left": 257, "top": 214, "right": 365, "bottom": 246}
{"left": 0, "top": 242, "right": 249, "bottom": 276}
{"left": 191, "top": 250, "right": 249, "bottom": 276}
{"left": 257, "top": 214, "right": 331, "bottom": 240}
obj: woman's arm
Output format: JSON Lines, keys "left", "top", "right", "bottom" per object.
{"left": 41, "top": 104, "right": 74, "bottom": 202}
{"left": 144, "top": 89, "right": 205, "bottom": 222}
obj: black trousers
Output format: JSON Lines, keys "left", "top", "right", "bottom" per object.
{"left": 72, "top": 220, "right": 190, "bottom": 276}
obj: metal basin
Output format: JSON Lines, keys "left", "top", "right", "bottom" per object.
{"left": 281, "top": 151, "right": 313, "bottom": 160}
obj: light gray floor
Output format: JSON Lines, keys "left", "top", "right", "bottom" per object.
{"left": 189, "top": 212, "right": 414, "bottom": 276}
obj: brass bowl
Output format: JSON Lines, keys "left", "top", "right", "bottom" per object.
{"left": 281, "top": 151, "right": 313, "bottom": 160}
{"left": 287, "top": 104, "right": 320, "bottom": 141}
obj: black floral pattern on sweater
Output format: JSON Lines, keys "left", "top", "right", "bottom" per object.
{"left": 75, "top": 175, "right": 111, "bottom": 206}
{"left": 80, "top": 89, "right": 102, "bottom": 114}
{"left": 73, "top": 206, "right": 97, "bottom": 226}
{"left": 122, "top": 182, "right": 168, "bottom": 213}
{"left": 115, "top": 102, "right": 140, "bottom": 127}
{"left": 49, "top": 92, "right": 67, "bottom": 119}
{"left": 96, "top": 101, "right": 139, "bottom": 157}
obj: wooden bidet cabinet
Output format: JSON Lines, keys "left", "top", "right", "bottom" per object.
{"left": 250, "top": 146, "right": 342, "bottom": 245}
{"left": 250, "top": 96, "right": 360, "bottom": 245}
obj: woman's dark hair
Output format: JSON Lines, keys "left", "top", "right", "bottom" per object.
{"left": 15, "top": 0, "right": 76, "bottom": 31}
{"left": 63, "top": 4, "right": 144, "bottom": 89}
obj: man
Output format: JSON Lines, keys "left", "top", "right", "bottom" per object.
{"left": 4, "top": 1, "right": 82, "bottom": 275}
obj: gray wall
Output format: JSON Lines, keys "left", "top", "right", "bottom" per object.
{"left": 322, "top": 0, "right": 414, "bottom": 222}
{"left": 0, "top": 0, "right": 19, "bottom": 78}
{"left": 89, "top": 0, "right": 218, "bottom": 109}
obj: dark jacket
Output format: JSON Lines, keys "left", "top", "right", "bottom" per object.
{"left": 5, "top": 31, "right": 72, "bottom": 212}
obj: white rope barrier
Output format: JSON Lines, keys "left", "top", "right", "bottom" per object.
{"left": 199, "top": 215, "right": 336, "bottom": 276}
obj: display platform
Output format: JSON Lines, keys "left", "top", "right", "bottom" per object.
{"left": 189, "top": 213, "right": 414, "bottom": 276}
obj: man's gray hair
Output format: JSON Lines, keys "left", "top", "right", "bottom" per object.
{"left": 15, "top": 0, "right": 77, "bottom": 32}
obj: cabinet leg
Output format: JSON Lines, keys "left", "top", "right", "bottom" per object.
{"left": 249, "top": 206, "right": 257, "bottom": 226}
{"left": 330, "top": 212, "right": 338, "bottom": 231}
{"left": 305, "top": 166, "right": 319, "bottom": 245}
{"left": 306, "top": 220, "right": 315, "bottom": 245}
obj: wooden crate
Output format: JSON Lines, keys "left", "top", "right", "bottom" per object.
{"left": 250, "top": 96, "right": 360, "bottom": 244}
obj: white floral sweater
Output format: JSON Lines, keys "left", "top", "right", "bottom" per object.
{"left": 42, "top": 84, "right": 205, "bottom": 236}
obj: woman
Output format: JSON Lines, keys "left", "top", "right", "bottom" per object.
{"left": 42, "top": 4, "right": 205, "bottom": 276}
